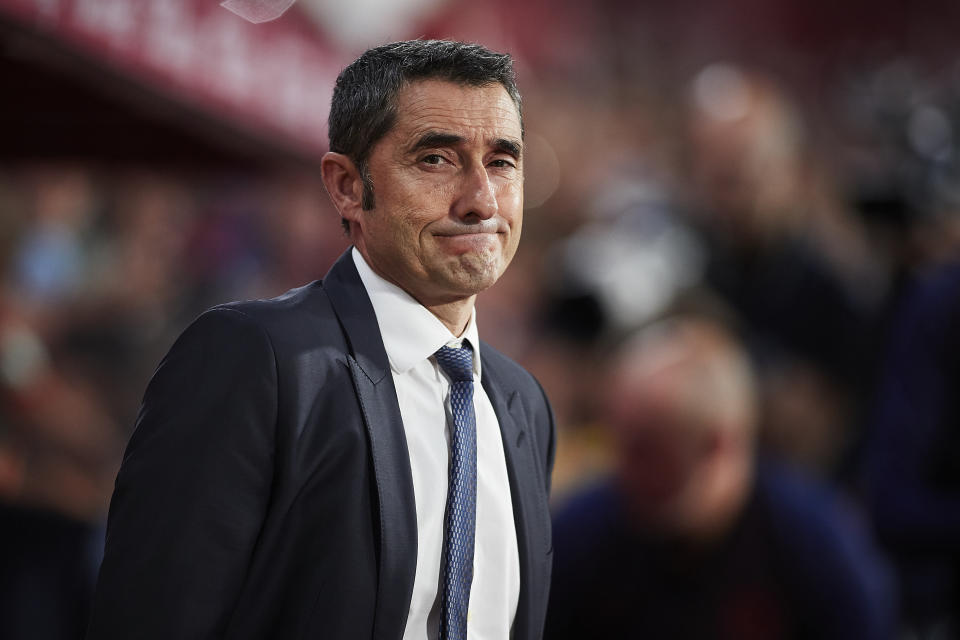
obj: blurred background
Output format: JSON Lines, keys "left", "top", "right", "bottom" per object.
{"left": 2, "top": 0, "right": 960, "bottom": 638}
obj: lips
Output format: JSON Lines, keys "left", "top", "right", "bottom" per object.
{"left": 432, "top": 218, "right": 507, "bottom": 236}
{"left": 434, "top": 230, "right": 499, "bottom": 238}
{"left": 434, "top": 232, "right": 500, "bottom": 254}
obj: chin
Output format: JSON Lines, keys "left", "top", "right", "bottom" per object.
{"left": 445, "top": 273, "right": 499, "bottom": 298}
{"left": 449, "top": 253, "right": 507, "bottom": 292}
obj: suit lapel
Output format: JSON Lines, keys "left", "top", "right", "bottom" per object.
{"left": 481, "top": 356, "right": 549, "bottom": 640}
{"left": 323, "top": 250, "right": 417, "bottom": 640}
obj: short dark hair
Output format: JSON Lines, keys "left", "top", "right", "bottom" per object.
{"left": 328, "top": 39, "right": 523, "bottom": 233}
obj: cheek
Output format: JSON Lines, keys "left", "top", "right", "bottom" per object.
{"left": 377, "top": 199, "right": 427, "bottom": 237}
{"left": 499, "top": 184, "right": 524, "bottom": 219}
{"left": 397, "top": 185, "right": 451, "bottom": 230}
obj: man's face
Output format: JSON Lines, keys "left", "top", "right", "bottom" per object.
{"left": 352, "top": 79, "right": 524, "bottom": 307}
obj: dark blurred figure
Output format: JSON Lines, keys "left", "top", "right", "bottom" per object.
{"left": 843, "top": 58, "right": 960, "bottom": 639}
{"left": 863, "top": 259, "right": 960, "bottom": 639}
{"left": 545, "top": 316, "right": 896, "bottom": 639}
{"left": 0, "top": 306, "right": 119, "bottom": 639}
{"left": 683, "top": 65, "right": 883, "bottom": 474}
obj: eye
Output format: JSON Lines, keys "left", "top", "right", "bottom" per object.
{"left": 422, "top": 154, "right": 447, "bottom": 165}
{"left": 489, "top": 158, "right": 516, "bottom": 169}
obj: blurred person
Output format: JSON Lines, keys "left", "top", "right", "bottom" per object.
{"left": 683, "top": 64, "right": 882, "bottom": 473}
{"left": 0, "top": 297, "right": 121, "bottom": 640}
{"left": 11, "top": 168, "right": 96, "bottom": 308}
{"left": 545, "top": 316, "right": 895, "bottom": 639}
{"left": 842, "top": 80, "right": 960, "bottom": 638}
{"left": 862, "top": 258, "right": 960, "bottom": 638}
{"left": 87, "top": 40, "right": 555, "bottom": 640}
{"left": 531, "top": 187, "right": 704, "bottom": 499}
{"left": 0, "top": 169, "right": 134, "bottom": 640}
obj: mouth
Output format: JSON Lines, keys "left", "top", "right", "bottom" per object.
{"left": 434, "top": 230, "right": 499, "bottom": 238}
{"left": 433, "top": 231, "right": 501, "bottom": 254}
{"left": 433, "top": 218, "right": 508, "bottom": 237}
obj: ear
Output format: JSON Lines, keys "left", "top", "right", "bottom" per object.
{"left": 320, "top": 152, "right": 364, "bottom": 229}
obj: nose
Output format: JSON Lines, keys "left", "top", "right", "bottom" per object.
{"left": 453, "top": 164, "right": 498, "bottom": 221}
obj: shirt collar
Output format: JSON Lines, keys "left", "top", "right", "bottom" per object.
{"left": 352, "top": 247, "right": 482, "bottom": 377}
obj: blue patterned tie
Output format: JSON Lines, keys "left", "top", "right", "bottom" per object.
{"left": 434, "top": 342, "right": 478, "bottom": 640}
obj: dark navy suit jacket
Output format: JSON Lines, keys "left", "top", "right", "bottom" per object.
{"left": 87, "top": 250, "right": 556, "bottom": 639}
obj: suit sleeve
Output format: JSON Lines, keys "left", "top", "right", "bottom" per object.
{"left": 87, "top": 308, "right": 278, "bottom": 640}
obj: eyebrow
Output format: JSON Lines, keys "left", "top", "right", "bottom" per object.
{"left": 493, "top": 138, "right": 522, "bottom": 159}
{"left": 408, "top": 132, "right": 463, "bottom": 155}
{"left": 407, "top": 132, "right": 523, "bottom": 159}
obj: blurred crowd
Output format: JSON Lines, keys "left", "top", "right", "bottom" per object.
{"left": 0, "top": 168, "right": 351, "bottom": 636}
{"left": 3, "top": 37, "right": 960, "bottom": 640}
{"left": 529, "top": 57, "right": 960, "bottom": 640}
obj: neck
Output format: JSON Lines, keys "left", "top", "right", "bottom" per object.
{"left": 425, "top": 297, "right": 475, "bottom": 336}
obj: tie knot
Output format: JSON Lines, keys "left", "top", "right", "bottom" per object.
{"left": 435, "top": 343, "right": 474, "bottom": 382}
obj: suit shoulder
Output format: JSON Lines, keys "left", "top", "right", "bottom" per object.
{"left": 200, "top": 281, "right": 345, "bottom": 349}
{"left": 211, "top": 281, "right": 330, "bottom": 325}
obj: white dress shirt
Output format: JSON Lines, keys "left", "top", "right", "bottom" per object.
{"left": 352, "top": 249, "right": 520, "bottom": 640}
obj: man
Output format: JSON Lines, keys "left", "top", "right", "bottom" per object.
{"left": 545, "top": 316, "right": 894, "bottom": 639}
{"left": 87, "top": 40, "right": 555, "bottom": 640}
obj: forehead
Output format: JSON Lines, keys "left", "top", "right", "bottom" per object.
{"left": 389, "top": 79, "right": 522, "bottom": 143}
